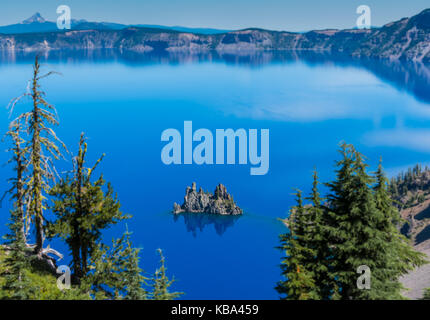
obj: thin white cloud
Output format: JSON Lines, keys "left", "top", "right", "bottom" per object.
{"left": 363, "top": 128, "right": 430, "bottom": 153}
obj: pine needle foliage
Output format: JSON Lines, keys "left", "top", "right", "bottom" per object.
{"left": 48, "top": 133, "right": 129, "bottom": 282}
{"left": 1, "top": 210, "right": 32, "bottom": 300}
{"left": 277, "top": 143, "right": 427, "bottom": 300}
{"left": 1, "top": 121, "right": 32, "bottom": 299}
{"left": 276, "top": 190, "right": 318, "bottom": 300}
{"left": 149, "top": 249, "right": 184, "bottom": 300}
{"left": 83, "top": 228, "right": 148, "bottom": 300}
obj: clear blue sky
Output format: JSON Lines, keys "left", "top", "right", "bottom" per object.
{"left": 1, "top": 0, "right": 429, "bottom": 31}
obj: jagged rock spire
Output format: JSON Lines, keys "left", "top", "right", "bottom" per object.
{"left": 174, "top": 183, "right": 242, "bottom": 215}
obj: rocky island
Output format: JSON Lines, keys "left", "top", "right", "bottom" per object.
{"left": 173, "top": 183, "right": 243, "bottom": 215}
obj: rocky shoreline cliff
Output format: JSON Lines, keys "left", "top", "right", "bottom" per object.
{"left": 173, "top": 183, "right": 243, "bottom": 215}
{"left": 0, "top": 9, "right": 429, "bottom": 63}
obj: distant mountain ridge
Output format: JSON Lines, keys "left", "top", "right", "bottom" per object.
{"left": 0, "top": 9, "right": 429, "bottom": 63}
{"left": 0, "top": 13, "right": 229, "bottom": 35}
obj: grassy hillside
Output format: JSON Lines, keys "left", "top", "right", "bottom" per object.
{"left": 0, "top": 247, "right": 89, "bottom": 300}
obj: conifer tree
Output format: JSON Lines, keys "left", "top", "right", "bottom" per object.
{"left": 1, "top": 208, "right": 32, "bottom": 300}
{"left": 83, "top": 229, "right": 148, "bottom": 300}
{"left": 48, "top": 133, "right": 129, "bottom": 282}
{"left": 305, "top": 170, "right": 332, "bottom": 299}
{"left": 322, "top": 143, "right": 427, "bottom": 299}
{"left": 120, "top": 227, "right": 148, "bottom": 300}
{"left": 3, "top": 121, "right": 28, "bottom": 242}
{"left": 324, "top": 143, "right": 388, "bottom": 299}
{"left": 373, "top": 160, "right": 427, "bottom": 299}
{"left": 1, "top": 121, "right": 31, "bottom": 299}
{"left": 9, "top": 56, "right": 65, "bottom": 255}
{"left": 1, "top": 209, "right": 32, "bottom": 300}
{"left": 149, "top": 249, "right": 184, "bottom": 300}
{"left": 278, "top": 144, "right": 428, "bottom": 300}
{"left": 276, "top": 190, "right": 317, "bottom": 300}
{"left": 84, "top": 235, "right": 183, "bottom": 300}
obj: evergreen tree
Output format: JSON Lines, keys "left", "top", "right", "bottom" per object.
{"left": 1, "top": 209, "right": 32, "bottom": 300}
{"left": 48, "top": 133, "right": 129, "bottom": 282}
{"left": 324, "top": 143, "right": 388, "bottom": 299}
{"left": 323, "top": 143, "right": 427, "bottom": 299}
{"left": 305, "top": 170, "right": 332, "bottom": 300}
{"left": 373, "top": 160, "right": 427, "bottom": 299}
{"left": 276, "top": 190, "right": 317, "bottom": 300}
{"left": 84, "top": 228, "right": 148, "bottom": 300}
{"left": 9, "top": 56, "right": 65, "bottom": 255}
{"left": 149, "top": 249, "right": 183, "bottom": 300}
{"left": 1, "top": 121, "right": 32, "bottom": 299}
{"left": 2, "top": 121, "right": 28, "bottom": 242}
{"left": 277, "top": 143, "right": 428, "bottom": 300}
{"left": 120, "top": 227, "right": 148, "bottom": 300}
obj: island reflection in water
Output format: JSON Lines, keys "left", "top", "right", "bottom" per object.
{"left": 1, "top": 49, "right": 429, "bottom": 104}
{"left": 172, "top": 212, "right": 242, "bottom": 237}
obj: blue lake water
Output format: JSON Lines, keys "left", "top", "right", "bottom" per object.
{"left": 0, "top": 51, "right": 430, "bottom": 299}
